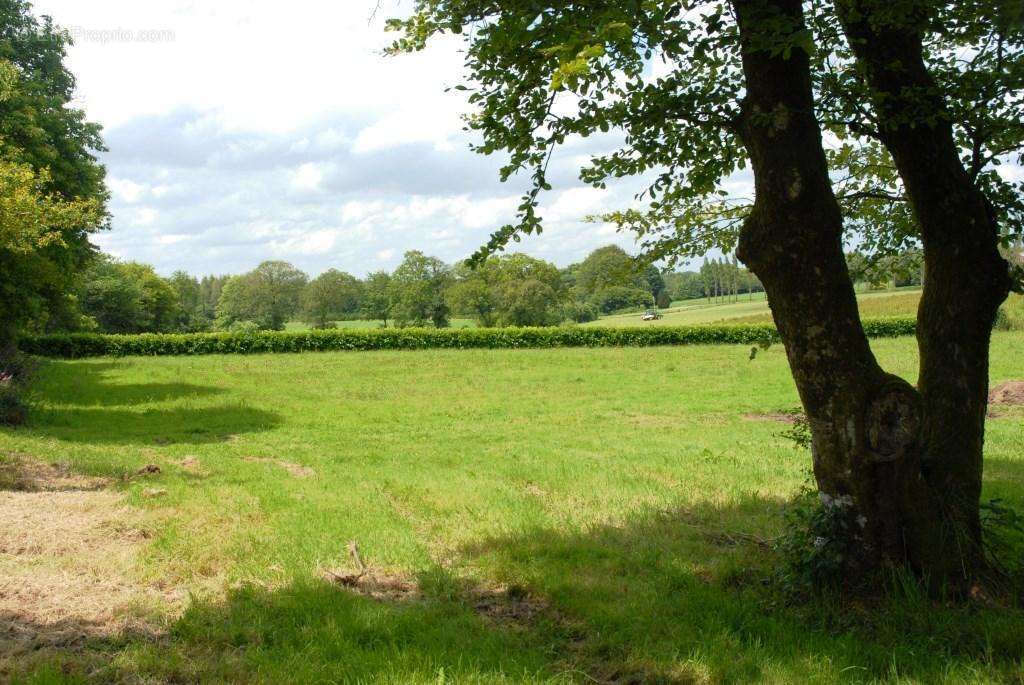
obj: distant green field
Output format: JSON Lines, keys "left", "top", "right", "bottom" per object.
{"left": 3, "top": 332, "right": 1023, "bottom": 683}
{"left": 591, "top": 288, "right": 923, "bottom": 327}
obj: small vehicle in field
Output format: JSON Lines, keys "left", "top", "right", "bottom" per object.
{"left": 641, "top": 309, "right": 662, "bottom": 321}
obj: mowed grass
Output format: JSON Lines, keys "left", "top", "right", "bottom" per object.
{"left": 3, "top": 333, "right": 1024, "bottom": 683}
{"left": 591, "top": 288, "right": 922, "bottom": 327}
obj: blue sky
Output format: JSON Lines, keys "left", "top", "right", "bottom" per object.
{"left": 32, "top": 0, "right": 656, "bottom": 277}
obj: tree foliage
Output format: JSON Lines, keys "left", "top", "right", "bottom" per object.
{"left": 77, "top": 257, "right": 179, "bottom": 334}
{"left": 387, "top": 0, "right": 1022, "bottom": 274}
{"left": 391, "top": 251, "right": 453, "bottom": 327}
{"left": 0, "top": 1, "right": 108, "bottom": 345}
{"left": 216, "top": 261, "right": 308, "bottom": 331}
{"left": 301, "top": 269, "right": 363, "bottom": 328}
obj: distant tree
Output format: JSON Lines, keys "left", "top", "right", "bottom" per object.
{"left": 301, "top": 269, "right": 363, "bottom": 329}
{"left": 655, "top": 290, "right": 672, "bottom": 309}
{"left": 847, "top": 249, "right": 924, "bottom": 290}
{"left": 199, "top": 275, "right": 228, "bottom": 322}
{"left": 663, "top": 270, "right": 706, "bottom": 301}
{"left": 591, "top": 286, "right": 654, "bottom": 314}
{"left": 215, "top": 261, "right": 308, "bottom": 330}
{"left": 78, "top": 257, "right": 178, "bottom": 333}
{"left": 642, "top": 264, "right": 667, "bottom": 301}
{"left": 500, "top": 279, "right": 562, "bottom": 326}
{"left": 169, "top": 271, "right": 211, "bottom": 332}
{"left": 575, "top": 245, "right": 639, "bottom": 296}
{"left": 449, "top": 266, "right": 498, "bottom": 327}
{"left": 562, "top": 301, "right": 599, "bottom": 323}
{"left": 451, "top": 253, "right": 565, "bottom": 326}
{"left": 78, "top": 260, "right": 146, "bottom": 334}
{"left": 391, "top": 251, "right": 452, "bottom": 327}
{"left": 361, "top": 271, "right": 393, "bottom": 327}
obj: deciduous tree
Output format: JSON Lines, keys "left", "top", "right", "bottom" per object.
{"left": 389, "top": 0, "right": 1022, "bottom": 589}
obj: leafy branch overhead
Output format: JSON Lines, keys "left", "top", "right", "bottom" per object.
{"left": 387, "top": 1, "right": 1023, "bottom": 272}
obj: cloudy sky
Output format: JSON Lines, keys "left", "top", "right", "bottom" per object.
{"left": 30, "top": 0, "right": 659, "bottom": 278}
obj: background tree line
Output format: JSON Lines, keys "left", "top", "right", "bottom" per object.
{"left": 42, "top": 243, "right": 949, "bottom": 335}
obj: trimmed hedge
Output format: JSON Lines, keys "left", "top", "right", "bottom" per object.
{"left": 19, "top": 317, "right": 917, "bottom": 359}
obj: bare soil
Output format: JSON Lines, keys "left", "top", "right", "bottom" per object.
{"left": 989, "top": 381, "right": 1024, "bottom": 406}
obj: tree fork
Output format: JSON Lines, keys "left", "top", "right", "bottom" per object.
{"left": 731, "top": 0, "right": 947, "bottom": 580}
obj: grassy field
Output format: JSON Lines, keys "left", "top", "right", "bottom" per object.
{"left": 591, "top": 288, "right": 923, "bottom": 327}
{"left": 2, "top": 334, "right": 1023, "bottom": 683}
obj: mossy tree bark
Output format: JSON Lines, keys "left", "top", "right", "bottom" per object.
{"left": 834, "top": 0, "right": 1013, "bottom": 583}
{"left": 730, "top": 0, "right": 1008, "bottom": 590}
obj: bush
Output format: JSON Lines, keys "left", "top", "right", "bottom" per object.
{"left": 563, "top": 302, "right": 599, "bottom": 324}
{"left": 994, "top": 294, "right": 1024, "bottom": 331}
{"left": 0, "top": 351, "right": 34, "bottom": 426}
{"left": 776, "top": 486, "right": 864, "bottom": 594}
{"left": 17, "top": 317, "right": 917, "bottom": 359}
{"left": 227, "top": 320, "right": 262, "bottom": 334}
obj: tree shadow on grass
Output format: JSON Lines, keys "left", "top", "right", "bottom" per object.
{"left": 8, "top": 495, "right": 1024, "bottom": 683}
{"left": 28, "top": 360, "right": 224, "bottom": 408}
{"left": 22, "top": 405, "right": 282, "bottom": 446}
{"left": 454, "top": 498, "right": 1024, "bottom": 683}
{"left": 984, "top": 457, "right": 1024, "bottom": 498}
{"left": 13, "top": 361, "right": 281, "bottom": 446}
{"left": 1, "top": 580, "right": 575, "bottom": 684}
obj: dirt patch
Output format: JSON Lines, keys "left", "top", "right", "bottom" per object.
{"left": 470, "top": 585, "right": 549, "bottom": 628}
{"left": 241, "top": 456, "right": 315, "bottom": 478}
{"left": 0, "top": 455, "right": 108, "bottom": 492}
{"left": 523, "top": 482, "right": 547, "bottom": 498}
{"left": 323, "top": 569, "right": 420, "bottom": 602}
{"left": 321, "top": 542, "right": 549, "bottom": 628}
{"left": 989, "top": 381, "right": 1024, "bottom": 406}
{"left": 175, "top": 456, "right": 202, "bottom": 472}
{"left": 0, "top": 462, "right": 178, "bottom": 655}
{"left": 321, "top": 568, "right": 549, "bottom": 628}
{"left": 741, "top": 411, "right": 799, "bottom": 424}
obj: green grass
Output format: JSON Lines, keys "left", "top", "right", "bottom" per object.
{"left": 3, "top": 333, "right": 1024, "bottom": 683}
{"left": 592, "top": 287, "right": 923, "bottom": 327}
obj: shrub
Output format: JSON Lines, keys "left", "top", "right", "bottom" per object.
{"left": 18, "top": 317, "right": 917, "bottom": 359}
{"left": 227, "top": 320, "right": 262, "bottom": 334}
{"left": 563, "top": 302, "right": 599, "bottom": 324}
{"left": 0, "top": 382, "right": 26, "bottom": 426}
{"left": 994, "top": 294, "right": 1024, "bottom": 331}
{"left": 0, "top": 351, "right": 34, "bottom": 426}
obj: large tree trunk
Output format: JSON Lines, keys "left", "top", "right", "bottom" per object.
{"left": 836, "top": 0, "right": 1013, "bottom": 584}
{"left": 730, "top": 0, "right": 959, "bottom": 586}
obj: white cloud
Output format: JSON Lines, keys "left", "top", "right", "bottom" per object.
{"left": 289, "top": 162, "right": 329, "bottom": 193}
{"left": 30, "top": 0, "right": 651, "bottom": 276}
{"left": 108, "top": 177, "right": 146, "bottom": 203}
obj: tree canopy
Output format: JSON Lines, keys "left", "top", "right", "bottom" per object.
{"left": 0, "top": 1, "right": 108, "bottom": 346}
{"left": 216, "top": 261, "right": 309, "bottom": 331}
{"left": 387, "top": 0, "right": 1023, "bottom": 272}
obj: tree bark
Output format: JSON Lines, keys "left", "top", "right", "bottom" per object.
{"left": 731, "top": 0, "right": 955, "bottom": 584}
{"left": 835, "top": 0, "right": 1013, "bottom": 584}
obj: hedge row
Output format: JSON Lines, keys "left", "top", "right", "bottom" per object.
{"left": 19, "top": 318, "right": 917, "bottom": 359}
